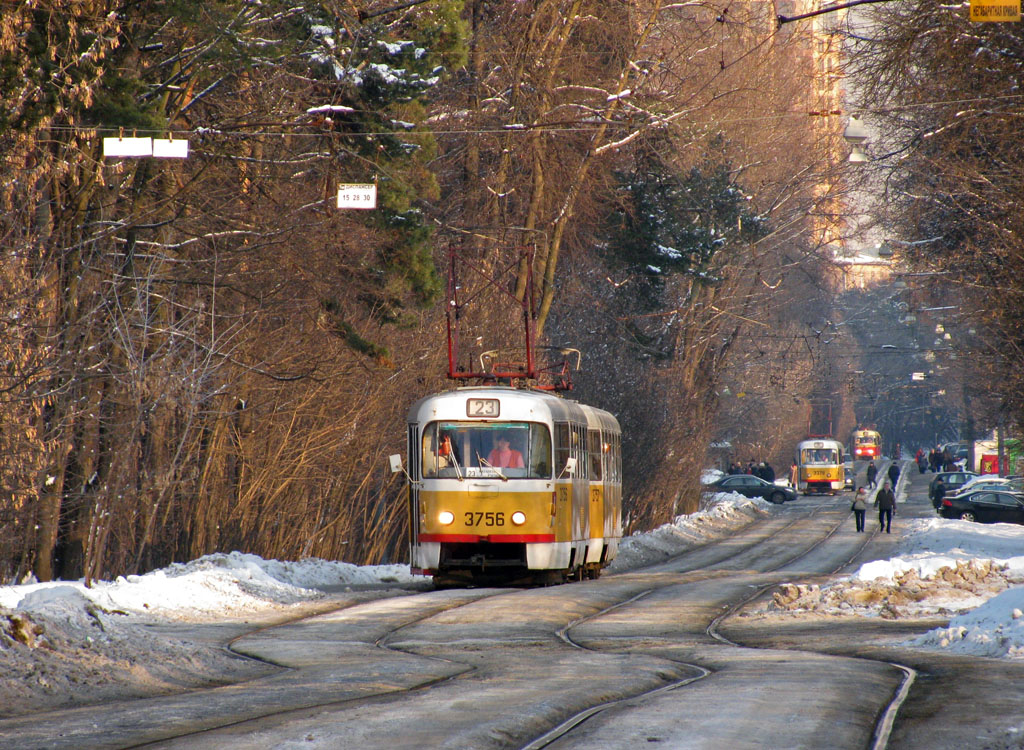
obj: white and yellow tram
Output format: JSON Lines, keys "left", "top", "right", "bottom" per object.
{"left": 796, "top": 437, "right": 845, "bottom": 495}
{"left": 395, "top": 386, "right": 622, "bottom": 585}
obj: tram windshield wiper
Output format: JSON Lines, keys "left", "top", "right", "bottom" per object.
{"left": 476, "top": 455, "right": 508, "bottom": 481}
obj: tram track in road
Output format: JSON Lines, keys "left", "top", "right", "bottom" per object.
{"left": 705, "top": 509, "right": 918, "bottom": 750}
{"left": 518, "top": 502, "right": 915, "bottom": 750}
{"left": 1, "top": 500, "right": 902, "bottom": 750}
{"left": 706, "top": 503, "right": 878, "bottom": 648}
{"left": 0, "top": 588, "right": 509, "bottom": 750}
{"left": 1, "top": 505, "right": 814, "bottom": 748}
{"left": 520, "top": 504, "right": 871, "bottom": 748}
{"left": 132, "top": 502, "right": 859, "bottom": 748}
{"left": 156, "top": 503, "right": 866, "bottom": 749}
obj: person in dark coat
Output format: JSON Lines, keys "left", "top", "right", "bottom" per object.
{"left": 887, "top": 462, "right": 900, "bottom": 488}
{"left": 931, "top": 477, "right": 946, "bottom": 510}
{"left": 874, "top": 481, "right": 896, "bottom": 533}
{"left": 763, "top": 461, "right": 775, "bottom": 483}
{"left": 865, "top": 460, "right": 878, "bottom": 488}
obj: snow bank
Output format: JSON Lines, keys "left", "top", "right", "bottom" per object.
{"left": 609, "top": 491, "right": 772, "bottom": 572}
{"left": 0, "top": 551, "right": 418, "bottom": 622}
{"left": 771, "top": 516, "right": 1024, "bottom": 659}
{"left": 910, "top": 587, "right": 1024, "bottom": 658}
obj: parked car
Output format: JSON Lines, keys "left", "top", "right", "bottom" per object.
{"left": 928, "top": 470, "right": 978, "bottom": 507}
{"left": 1005, "top": 476, "right": 1024, "bottom": 493}
{"left": 946, "top": 474, "right": 1008, "bottom": 498}
{"left": 703, "top": 474, "right": 796, "bottom": 504}
{"left": 938, "top": 489, "right": 1024, "bottom": 525}
{"left": 844, "top": 459, "right": 855, "bottom": 490}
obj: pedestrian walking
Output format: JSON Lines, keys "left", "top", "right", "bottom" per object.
{"left": 865, "top": 460, "right": 878, "bottom": 488}
{"left": 789, "top": 462, "right": 799, "bottom": 490}
{"left": 887, "top": 462, "right": 900, "bottom": 488}
{"left": 875, "top": 480, "right": 896, "bottom": 533}
{"left": 931, "top": 476, "right": 946, "bottom": 510}
{"left": 851, "top": 486, "right": 868, "bottom": 532}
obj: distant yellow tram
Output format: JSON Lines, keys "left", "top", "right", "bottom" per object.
{"left": 796, "top": 438, "right": 845, "bottom": 495}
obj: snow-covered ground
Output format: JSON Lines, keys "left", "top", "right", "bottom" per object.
{"left": 770, "top": 516, "right": 1024, "bottom": 658}
{"left": 1, "top": 490, "right": 1023, "bottom": 717}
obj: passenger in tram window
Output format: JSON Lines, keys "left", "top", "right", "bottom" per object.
{"left": 424, "top": 428, "right": 460, "bottom": 477}
{"left": 488, "top": 433, "right": 525, "bottom": 469}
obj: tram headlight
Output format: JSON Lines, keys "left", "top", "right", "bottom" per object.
{"left": 438, "top": 510, "right": 455, "bottom": 526}
{"left": 511, "top": 511, "right": 526, "bottom": 526}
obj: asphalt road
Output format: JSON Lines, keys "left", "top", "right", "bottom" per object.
{"left": 4, "top": 462, "right": 1023, "bottom": 749}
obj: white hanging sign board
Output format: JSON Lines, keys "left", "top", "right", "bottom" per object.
{"left": 103, "top": 137, "right": 153, "bottom": 157}
{"left": 337, "top": 183, "right": 377, "bottom": 209}
{"left": 152, "top": 138, "right": 189, "bottom": 158}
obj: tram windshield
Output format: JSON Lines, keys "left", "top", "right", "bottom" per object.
{"left": 800, "top": 447, "right": 839, "bottom": 466}
{"left": 422, "top": 421, "right": 552, "bottom": 479}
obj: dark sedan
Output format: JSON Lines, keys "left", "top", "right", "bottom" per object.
{"left": 938, "top": 489, "right": 1024, "bottom": 524}
{"left": 705, "top": 474, "right": 796, "bottom": 504}
{"left": 929, "top": 470, "right": 977, "bottom": 507}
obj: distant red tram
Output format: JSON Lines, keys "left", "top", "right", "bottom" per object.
{"left": 851, "top": 429, "right": 882, "bottom": 459}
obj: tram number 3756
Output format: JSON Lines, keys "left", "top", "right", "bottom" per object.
{"left": 465, "top": 511, "right": 506, "bottom": 527}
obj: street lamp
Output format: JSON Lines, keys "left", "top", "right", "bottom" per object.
{"left": 844, "top": 115, "right": 869, "bottom": 163}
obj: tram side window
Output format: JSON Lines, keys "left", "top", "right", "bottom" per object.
{"left": 575, "top": 424, "right": 589, "bottom": 479}
{"left": 611, "top": 432, "right": 621, "bottom": 483}
{"left": 422, "top": 424, "right": 456, "bottom": 478}
{"left": 555, "top": 423, "right": 571, "bottom": 476}
{"left": 588, "top": 430, "right": 602, "bottom": 480}
{"left": 529, "top": 426, "right": 552, "bottom": 478}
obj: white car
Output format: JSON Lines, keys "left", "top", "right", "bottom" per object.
{"left": 946, "top": 474, "right": 1010, "bottom": 499}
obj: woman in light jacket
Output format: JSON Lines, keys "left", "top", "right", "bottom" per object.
{"left": 851, "top": 486, "right": 868, "bottom": 533}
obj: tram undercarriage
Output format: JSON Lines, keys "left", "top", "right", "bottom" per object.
{"left": 426, "top": 540, "right": 604, "bottom": 587}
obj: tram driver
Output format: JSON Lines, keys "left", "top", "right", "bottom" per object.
{"left": 487, "top": 432, "right": 525, "bottom": 469}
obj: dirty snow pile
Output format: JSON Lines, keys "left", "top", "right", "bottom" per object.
{"left": 0, "top": 554, "right": 419, "bottom": 716}
{"left": 0, "top": 492, "right": 768, "bottom": 716}
{"left": 3, "top": 491, "right": 1024, "bottom": 718}
{"left": 769, "top": 517, "right": 1024, "bottom": 659}
{"left": 608, "top": 489, "right": 774, "bottom": 571}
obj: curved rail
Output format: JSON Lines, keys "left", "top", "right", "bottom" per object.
{"left": 118, "top": 500, "right": 913, "bottom": 750}
{"left": 537, "top": 502, "right": 917, "bottom": 750}
{"left": 704, "top": 507, "right": 918, "bottom": 750}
